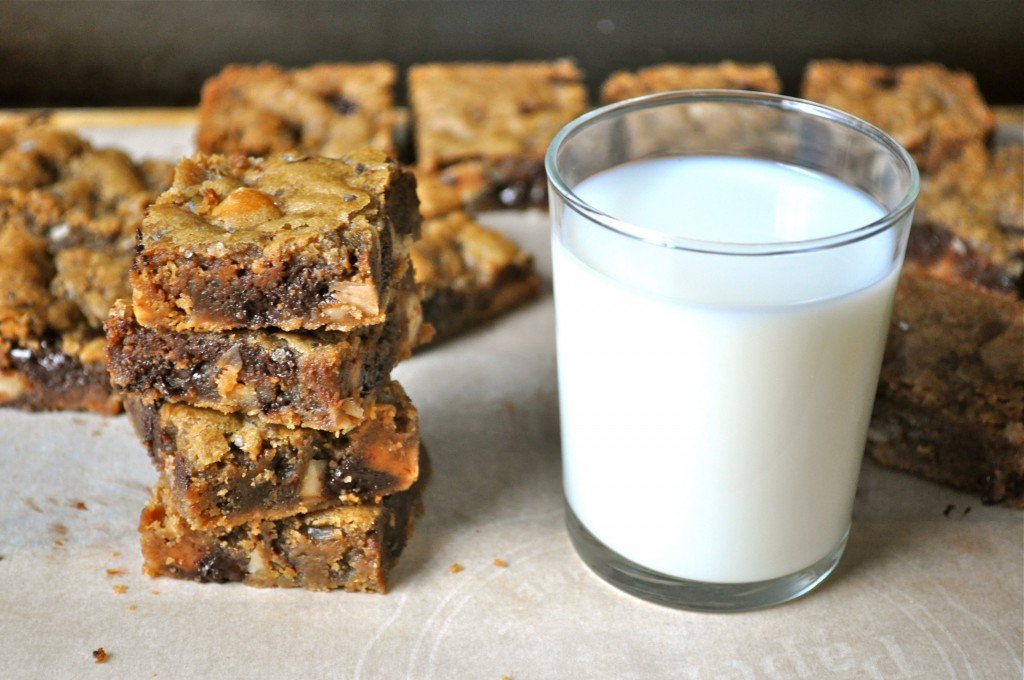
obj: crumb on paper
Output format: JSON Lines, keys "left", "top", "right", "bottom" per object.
{"left": 50, "top": 522, "right": 68, "bottom": 536}
{"left": 113, "top": 585, "right": 128, "bottom": 595}
{"left": 111, "top": 551, "right": 121, "bottom": 558}
{"left": 53, "top": 540, "right": 63, "bottom": 547}
{"left": 92, "top": 648, "right": 109, "bottom": 663}
{"left": 449, "top": 563, "right": 464, "bottom": 574}
{"left": 128, "top": 604, "right": 138, "bottom": 612}
{"left": 150, "top": 590, "right": 160, "bottom": 596}
{"left": 106, "top": 568, "right": 127, "bottom": 577}
{"left": 494, "top": 558, "right": 508, "bottom": 568}
{"left": 73, "top": 500, "right": 88, "bottom": 510}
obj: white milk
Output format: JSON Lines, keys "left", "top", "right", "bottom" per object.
{"left": 553, "top": 156, "right": 896, "bottom": 584}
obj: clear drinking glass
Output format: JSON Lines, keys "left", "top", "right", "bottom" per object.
{"left": 545, "top": 91, "right": 919, "bottom": 612}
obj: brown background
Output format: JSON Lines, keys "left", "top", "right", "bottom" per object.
{"left": 2, "top": 0, "right": 1022, "bottom": 108}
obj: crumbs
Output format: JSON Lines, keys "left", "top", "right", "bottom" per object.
{"left": 450, "top": 558, "right": 510, "bottom": 573}
{"left": 92, "top": 647, "right": 109, "bottom": 664}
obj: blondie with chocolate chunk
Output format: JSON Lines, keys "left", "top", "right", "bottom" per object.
{"left": 868, "top": 270, "right": 1024, "bottom": 508}
{"left": 800, "top": 61, "right": 995, "bottom": 173}
{"left": 139, "top": 471, "right": 424, "bottom": 592}
{"left": 600, "top": 61, "right": 782, "bottom": 103}
{"left": 408, "top": 59, "right": 587, "bottom": 209}
{"left": 411, "top": 209, "right": 539, "bottom": 343}
{"left": 906, "top": 143, "right": 1023, "bottom": 295}
{"left": 0, "top": 118, "right": 173, "bottom": 414}
{"left": 125, "top": 380, "right": 419, "bottom": 529}
{"left": 107, "top": 266, "right": 422, "bottom": 432}
{"left": 0, "top": 222, "right": 118, "bottom": 413}
{"left": 131, "top": 150, "right": 420, "bottom": 333}
{"left": 196, "top": 62, "right": 400, "bottom": 159}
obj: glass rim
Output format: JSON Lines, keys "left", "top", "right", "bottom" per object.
{"left": 544, "top": 89, "right": 921, "bottom": 256}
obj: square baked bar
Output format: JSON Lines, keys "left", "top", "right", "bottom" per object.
{"left": 124, "top": 380, "right": 420, "bottom": 529}
{"left": 107, "top": 266, "right": 422, "bottom": 433}
{"left": 139, "top": 470, "right": 424, "bottom": 592}
{"left": 0, "top": 221, "right": 118, "bottom": 413}
{"left": 800, "top": 61, "right": 995, "bottom": 174}
{"left": 600, "top": 61, "right": 782, "bottom": 104}
{"left": 411, "top": 209, "right": 539, "bottom": 343}
{"left": 131, "top": 149, "right": 420, "bottom": 332}
{"left": 408, "top": 59, "right": 588, "bottom": 209}
{"left": 867, "top": 269, "right": 1023, "bottom": 508}
{"left": 906, "top": 143, "right": 1022, "bottom": 296}
{"left": 196, "top": 62, "right": 400, "bottom": 159}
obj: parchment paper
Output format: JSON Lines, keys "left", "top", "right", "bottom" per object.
{"left": 0, "top": 119, "right": 1020, "bottom": 680}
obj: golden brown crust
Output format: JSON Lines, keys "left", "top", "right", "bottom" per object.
{"left": 196, "top": 62, "right": 400, "bottom": 158}
{"left": 800, "top": 61, "right": 995, "bottom": 174}
{"left": 408, "top": 59, "right": 586, "bottom": 209}
{"left": 601, "top": 61, "right": 782, "bottom": 103}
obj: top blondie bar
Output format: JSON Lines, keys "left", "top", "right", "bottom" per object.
{"left": 131, "top": 149, "right": 420, "bottom": 333}
{"left": 196, "top": 62, "right": 400, "bottom": 158}
{"left": 800, "top": 61, "right": 995, "bottom": 174}
{"left": 408, "top": 59, "right": 588, "bottom": 209}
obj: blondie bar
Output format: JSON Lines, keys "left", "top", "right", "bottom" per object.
{"left": 124, "top": 380, "right": 419, "bottom": 528}
{"left": 408, "top": 59, "right": 587, "bottom": 209}
{"left": 0, "top": 222, "right": 118, "bottom": 413}
{"left": 139, "top": 471, "right": 424, "bottom": 592}
{"left": 600, "top": 61, "right": 782, "bottom": 103}
{"left": 868, "top": 270, "right": 1024, "bottom": 508}
{"left": 107, "top": 267, "right": 421, "bottom": 432}
{"left": 411, "top": 209, "right": 539, "bottom": 342}
{"left": 130, "top": 150, "right": 420, "bottom": 332}
{"left": 800, "top": 61, "right": 995, "bottom": 174}
{"left": 196, "top": 62, "right": 400, "bottom": 159}
{"left": 906, "top": 143, "right": 1023, "bottom": 295}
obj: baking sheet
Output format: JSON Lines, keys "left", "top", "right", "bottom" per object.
{"left": 0, "top": 116, "right": 1020, "bottom": 680}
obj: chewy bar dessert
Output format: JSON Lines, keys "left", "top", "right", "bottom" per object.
{"left": 907, "top": 143, "right": 1023, "bottom": 295}
{"left": 0, "top": 221, "right": 118, "bottom": 413}
{"left": 411, "top": 209, "right": 540, "bottom": 342}
{"left": 600, "top": 61, "right": 782, "bottom": 103}
{"left": 139, "top": 471, "right": 424, "bottom": 592}
{"left": 868, "top": 270, "right": 1024, "bottom": 508}
{"left": 124, "top": 381, "right": 420, "bottom": 529}
{"left": 1, "top": 116, "right": 173, "bottom": 251}
{"left": 0, "top": 118, "right": 172, "bottom": 414}
{"left": 107, "top": 267, "right": 421, "bottom": 432}
{"left": 800, "top": 61, "right": 995, "bottom": 174}
{"left": 196, "top": 62, "right": 400, "bottom": 159}
{"left": 408, "top": 59, "right": 587, "bottom": 209}
{"left": 131, "top": 149, "right": 420, "bottom": 333}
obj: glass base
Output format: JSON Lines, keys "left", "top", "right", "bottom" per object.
{"left": 566, "top": 505, "right": 848, "bottom": 613}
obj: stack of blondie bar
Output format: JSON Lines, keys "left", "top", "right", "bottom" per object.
{"left": 106, "top": 148, "right": 428, "bottom": 591}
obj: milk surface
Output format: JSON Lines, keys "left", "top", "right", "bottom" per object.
{"left": 553, "top": 156, "right": 896, "bottom": 583}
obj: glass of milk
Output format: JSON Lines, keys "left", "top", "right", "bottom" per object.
{"left": 546, "top": 91, "right": 919, "bottom": 612}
